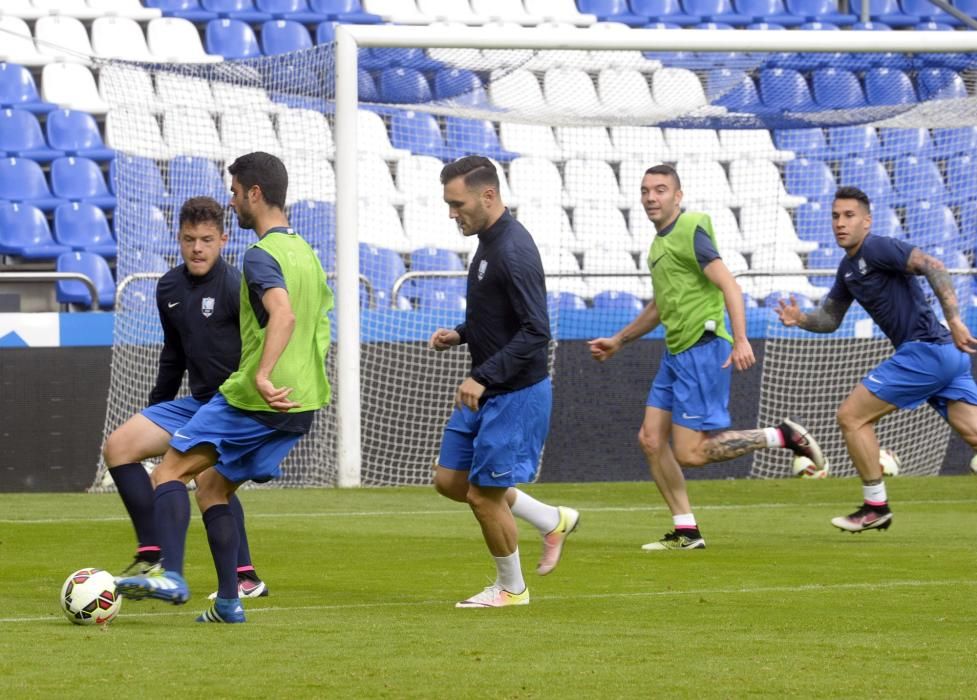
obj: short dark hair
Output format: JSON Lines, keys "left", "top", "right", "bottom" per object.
{"left": 834, "top": 186, "right": 871, "bottom": 212}
{"left": 644, "top": 163, "right": 681, "bottom": 191}
{"left": 227, "top": 151, "right": 288, "bottom": 210}
{"left": 439, "top": 155, "right": 500, "bottom": 191}
{"left": 178, "top": 196, "right": 225, "bottom": 232}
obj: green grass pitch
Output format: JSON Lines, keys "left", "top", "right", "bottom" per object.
{"left": 2, "top": 477, "right": 976, "bottom": 698}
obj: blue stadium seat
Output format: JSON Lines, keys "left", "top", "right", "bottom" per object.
{"left": 546, "top": 291, "right": 588, "bottom": 312}
{"left": 315, "top": 21, "right": 337, "bottom": 43}
{"left": 379, "top": 67, "right": 432, "bottom": 104}
{"left": 444, "top": 117, "right": 518, "bottom": 162}
{"left": 959, "top": 201, "right": 977, "bottom": 247}
{"left": 758, "top": 68, "right": 817, "bottom": 112}
{"left": 256, "top": 0, "right": 329, "bottom": 22}
{"left": 0, "top": 157, "right": 64, "bottom": 211}
{"left": 893, "top": 155, "right": 947, "bottom": 206}
{"left": 773, "top": 128, "right": 829, "bottom": 158}
{"left": 629, "top": 0, "right": 702, "bottom": 26}
{"left": 111, "top": 155, "right": 168, "bottom": 207}
{"left": 434, "top": 69, "right": 488, "bottom": 106}
{"left": 205, "top": 19, "right": 261, "bottom": 59}
{"left": 120, "top": 249, "right": 171, "bottom": 279}
{"left": 839, "top": 156, "right": 894, "bottom": 207}
{"left": 114, "top": 202, "right": 174, "bottom": 254}
{"left": 56, "top": 251, "right": 116, "bottom": 309}
{"left": 805, "top": 246, "right": 843, "bottom": 286}
{"left": 0, "top": 202, "right": 70, "bottom": 259}
{"left": 826, "top": 125, "right": 880, "bottom": 159}
{"left": 415, "top": 284, "right": 466, "bottom": 312}
{"left": 898, "top": 0, "right": 953, "bottom": 23}
{"left": 369, "top": 48, "right": 443, "bottom": 72}
{"left": 931, "top": 127, "right": 977, "bottom": 159}
{"left": 360, "top": 243, "right": 409, "bottom": 309}
{"left": 0, "top": 109, "right": 62, "bottom": 162}
{"left": 358, "top": 69, "right": 380, "bottom": 102}
{"left": 53, "top": 202, "right": 118, "bottom": 258}
{"left": 261, "top": 20, "right": 313, "bottom": 55}
{"left": 45, "top": 110, "right": 115, "bottom": 162}
{"left": 0, "top": 63, "right": 55, "bottom": 114}
{"left": 578, "top": 0, "right": 649, "bottom": 25}
{"left": 872, "top": 206, "right": 904, "bottom": 239}
{"left": 812, "top": 68, "right": 867, "bottom": 108}
{"left": 201, "top": 0, "right": 272, "bottom": 21}
{"left": 946, "top": 154, "right": 974, "bottom": 206}
{"left": 861, "top": 0, "right": 918, "bottom": 26}
{"left": 167, "top": 156, "right": 227, "bottom": 208}
{"left": 144, "top": 0, "right": 219, "bottom": 21}
{"left": 706, "top": 69, "right": 766, "bottom": 114}
{"left": 917, "top": 68, "right": 967, "bottom": 101}
{"left": 50, "top": 157, "right": 117, "bottom": 210}
{"left": 407, "top": 246, "right": 465, "bottom": 299}
{"left": 309, "top": 0, "right": 383, "bottom": 23}
{"left": 793, "top": 200, "right": 835, "bottom": 247}
{"left": 878, "top": 127, "right": 932, "bottom": 159}
{"left": 390, "top": 110, "right": 459, "bottom": 160}
{"left": 683, "top": 0, "right": 751, "bottom": 25}
{"left": 288, "top": 199, "right": 335, "bottom": 250}
{"left": 784, "top": 0, "right": 856, "bottom": 24}
{"left": 864, "top": 67, "right": 917, "bottom": 105}
{"left": 905, "top": 201, "right": 960, "bottom": 251}
{"left": 593, "top": 290, "right": 645, "bottom": 312}
{"left": 784, "top": 157, "right": 836, "bottom": 203}
{"left": 734, "top": 0, "right": 804, "bottom": 24}
{"left": 764, "top": 291, "right": 814, "bottom": 308}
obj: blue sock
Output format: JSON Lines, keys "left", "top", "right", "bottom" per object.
{"left": 153, "top": 480, "right": 190, "bottom": 577}
{"left": 109, "top": 463, "right": 159, "bottom": 558}
{"left": 227, "top": 494, "right": 254, "bottom": 573}
{"left": 203, "top": 504, "right": 240, "bottom": 600}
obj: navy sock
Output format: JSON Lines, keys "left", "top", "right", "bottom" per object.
{"left": 203, "top": 504, "right": 240, "bottom": 600}
{"left": 227, "top": 493, "right": 255, "bottom": 573}
{"left": 153, "top": 480, "right": 190, "bottom": 576}
{"left": 109, "top": 462, "right": 158, "bottom": 556}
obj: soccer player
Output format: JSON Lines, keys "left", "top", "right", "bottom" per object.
{"left": 117, "top": 152, "right": 333, "bottom": 623}
{"left": 429, "top": 155, "right": 579, "bottom": 609}
{"left": 588, "top": 164, "right": 825, "bottom": 550}
{"left": 776, "top": 186, "right": 977, "bottom": 533}
{"left": 102, "top": 196, "right": 268, "bottom": 599}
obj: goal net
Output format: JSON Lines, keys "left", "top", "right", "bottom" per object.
{"left": 93, "top": 27, "right": 977, "bottom": 488}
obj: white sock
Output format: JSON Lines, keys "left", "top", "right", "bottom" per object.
{"left": 509, "top": 489, "right": 560, "bottom": 534}
{"left": 863, "top": 481, "right": 888, "bottom": 507}
{"left": 764, "top": 427, "right": 784, "bottom": 448}
{"left": 673, "top": 513, "right": 697, "bottom": 529}
{"left": 493, "top": 549, "right": 525, "bottom": 593}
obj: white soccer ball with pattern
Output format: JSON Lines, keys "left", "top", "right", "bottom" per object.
{"left": 60, "top": 568, "right": 121, "bottom": 625}
{"left": 880, "top": 448, "right": 900, "bottom": 477}
{"left": 792, "top": 455, "right": 828, "bottom": 479}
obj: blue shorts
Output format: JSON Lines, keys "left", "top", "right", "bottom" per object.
{"left": 438, "top": 377, "right": 552, "bottom": 488}
{"left": 169, "top": 394, "right": 303, "bottom": 484}
{"left": 141, "top": 396, "right": 205, "bottom": 435}
{"left": 647, "top": 337, "right": 732, "bottom": 432}
{"left": 863, "top": 341, "right": 977, "bottom": 420}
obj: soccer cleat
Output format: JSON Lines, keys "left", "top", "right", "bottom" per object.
{"left": 641, "top": 529, "right": 706, "bottom": 551}
{"left": 831, "top": 504, "right": 893, "bottom": 533}
{"left": 119, "top": 556, "right": 162, "bottom": 577}
{"left": 208, "top": 576, "right": 269, "bottom": 601}
{"left": 115, "top": 570, "right": 190, "bottom": 604}
{"left": 536, "top": 506, "right": 580, "bottom": 576}
{"left": 196, "top": 596, "right": 246, "bottom": 623}
{"left": 455, "top": 584, "right": 530, "bottom": 608}
{"left": 778, "top": 418, "right": 826, "bottom": 469}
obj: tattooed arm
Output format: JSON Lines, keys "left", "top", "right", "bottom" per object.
{"left": 907, "top": 248, "right": 977, "bottom": 353}
{"left": 775, "top": 295, "right": 851, "bottom": 333}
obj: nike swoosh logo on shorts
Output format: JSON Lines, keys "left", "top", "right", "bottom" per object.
{"left": 173, "top": 431, "right": 191, "bottom": 439}
{"left": 682, "top": 412, "right": 702, "bottom": 420}
{"left": 867, "top": 374, "right": 883, "bottom": 383}
{"left": 490, "top": 470, "right": 511, "bottom": 479}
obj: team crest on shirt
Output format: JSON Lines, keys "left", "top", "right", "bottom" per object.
{"left": 858, "top": 257, "right": 867, "bottom": 275}
{"left": 201, "top": 297, "right": 215, "bottom": 318}
{"left": 477, "top": 259, "right": 488, "bottom": 281}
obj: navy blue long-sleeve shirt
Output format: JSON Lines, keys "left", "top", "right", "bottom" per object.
{"left": 150, "top": 256, "right": 242, "bottom": 405}
{"left": 455, "top": 209, "right": 551, "bottom": 399}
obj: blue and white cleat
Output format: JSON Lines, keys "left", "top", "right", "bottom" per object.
{"left": 115, "top": 570, "right": 190, "bottom": 605}
{"left": 197, "top": 597, "right": 246, "bottom": 623}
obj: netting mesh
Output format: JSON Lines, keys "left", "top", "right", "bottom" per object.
{"left": 92, "top": 39, "right": 977, "bottom": 488}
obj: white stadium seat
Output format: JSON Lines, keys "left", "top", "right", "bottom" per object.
{"left": 628, "top": 205, "right": 655, "bottom": 247}
{"left": 665, "top": 128, "right": 724, "bottom": 161}
{"left": 599, "top": 69, "right": 658, "bottom": 117}
{"left": 516, "top": 204, "right": 576, "bottom": 253}
{"left": 278, "top": 109, "right": 334, "bottom": 159}
{"left": 41, "top": 63, "right": 109, "bottom": 113}
{"left": 358, "top": 200, "right": 412, "bottom": 251}
{"left": 619, "top": 159, "right": 652, "bottom": 209}
{"left": 35, "top": 15, "right": 93, "bottom": 64}
{"left": 211, "top": 79, "right": 279, "bottom": 114}
{"left": 587, "top": 23, "right": 660, "bottom": 72}
{"left": 573, "top": 203, "right": 636, "bottom": 254}
{"left": 402, "top": 200, "right": 472, "bottom": 253}
{"left": 220, "top": 110, "right": 282, "bottom": 161}
{"left": 32, "top": 0, "right": 102, "bottom": 20}
{"left": 652, "top": 67, "right": 708, "bottom": 113}
{"left": 544, "top": 67, "right": 602, "bottom": 115}
{"left": 564, "top": 158, "right": 625, "bottom": 208}
{"left": 480, "top": 22, "right": 534, "bottom": 69}
{"left": 489, "top": 69, "right": 546, "bottom": 112}
{"left": 100, "top": 64, "right": 162, "bottom": 113}
{"left": 417, "top": 0, "right": 486, "bottom": 24}
{"left": 426, "top": 22, "right": 484, "bottom": 70}
{"left": 105, "top": 108, "right": 170, "bottom": 159}
{"left": 750, "top": 247, "right": 827, "bottom": 299}
{"left": 362, "top": 0, "right": 433, "bottom": 24}
{"left": 508, "top": 157, "right": 566, "bottom": 207}
{"left": 163, "top": 107, "right": 222, "bottom": 160}
{"left": 581, "top": 247, "right": 648, "bottom": 298}
{"left": 523, "top": 0, "right": 597, "bottom": 25}
{"left": 539, "top": 249, "right": 589, "bottom": 297}
{"left": 555, "top": 126, "right": 621, "bottom": 161}
{"left": 675, "top": 159, "right": 737, "bottom": 208}
{"left": 357, "top": 110, "right": 410, "bottom": 162}
{"left": 147, "top": 17, "right": 222, "bottom": 63}
{"left": 718, "top": 129, "right": 793, "bottom": 163}
{"left": 0, "top": 0, "right": 46, "bottom": 20}
{"left": 358, "top": 154, "right": 405, "bottom": 206}
{"left": 0, "top": 17, "right": 51, "bottom": 67}
{"left": 470, "top": 0, "right": 544, "bottom": 25}
{"left": 523, "top": 23, "right": 582, "bottom": 71}
{"left": 729, "top": 159, "right": 806, "bottom": 208}
{"left": 91, "top": 17, "right": 153, "bottom": 62}
{"left": 700, "top": 206, "right": 750, "bottom": 254}
{"left": 396, "top": 154, "right": 445, "bottom": 204}
{"left": 612, "top": 128, "right": 672, "bottom": 162}
{"left": 739, "top": 204, "right": 818, "bottom": 254}
{"left": 487, "top": 157, "right": 516, "bottom": 206}
{"left": 287, "top": 156, "right": 336, "bottom": 203}
{"left": 499, "top": 122, "right": 563, "bottom": 161}
{"left": 86, "top": 0, "right": 162, "bottom": 21}
{"left": 156, "top": 73, "right": 217, "bottom": 112}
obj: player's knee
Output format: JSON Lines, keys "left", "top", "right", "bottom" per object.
{"left": 836, "top": 405, "right": 859, "bottom": 434}
{"left": 102, "top": 431, "right": 125, "bottom": 467}
{"left": 637, "top": 427, "right": 666, "bottom": 458}
{"left": 673, "top": 444, "right": 706, "bottom": 467}
{"left": 433, "top": 467, "right": 467, "bottom": 502}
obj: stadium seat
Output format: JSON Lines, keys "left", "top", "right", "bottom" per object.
{"left": 415, "top": 0, "right": 487, "bottom": 23}
{"left": 547, "top": 290, "right": 588, "bottom": 312}
{"left": 598, "top": 68, "right": 658, "bottom": 116}
{"left": 278, "top": 109, "right": 334, "bottom": 159}
{"left": 379, "top": 67, "right": 432, "bottom": 104}
{"left": 105, "top": 108, "right": 170, "bottom": 161}
{"left": 812, "top": 68, "right": 867, "bottom": 109}
{"left": 118, "top": 249, "right": 170, "bottom": 282}
{"left": 793, "top": 200, "right": 835, "bottom": 247}
{"left": 516, "top": 205, "right": 576, "bottom": 253}
{"left": 433, "top": 69, "right": 488, "bottom": 106}
{"left": 444, "top": 117, "right": 517, "bottom": 162}
{"left": 592, "top": 290, "right": 644, "bottom": 312}
{"left": 488, "top": 69, "right": 546, "bottom": 112}
{"left": 356, "top": 109, "right": 409, "bottom": 161}
{"left": 893, "top": 155, "right": 947, "bottom": 206}
{"left": 862, "top": 0, "right": 918, "bottom": 27}
{"left": 33, "top": 15, "right": 93, "bottom": 64}
{"left": 361, "top": 0, "right": 433, "bottom": 24}
{"left": 916, "top": 68, "right": 967, "bottom": 101}
{"left": 114, "top": 201, "right": 173, "bottom": 254}
{"left": 556, "top": 126, "right": 621, "bottom": 162}
{"left": 288, "top": 199, "right": 335, "bottom": 252}
{"left": 0, "top": 109, "right": 62, "bottom": 162}
{"left": 665, "top": 128, "right": 723, "bottom": 161}
{"left": 163, "top": 108, "right": 223, "bottom": 160}
{"left": 538, "top": 248, "right": 588, "bottom": 297}
{"left": 839, "top": 156, "right": 894, "bottom": 207}
{"left": 826, "top": 125, "right": 880, "bottom": 159}
{"left": 407, "top": 246, "right": 466, "bottom": 300}
{"left": 359, "top": 243, "right": 409, "bottom": 309}
{"left": 0, "top": 63, "right": 54, "bottom": 114}
{"left": 285, "top": 156, "right": 336, "bottom": 203}
{"left": 573, "top": 204, "right": 636, "bottom": 254}
{"left": 205, "top": 19, "right": 261, "bottom": 60}
{"left": 508, "top": 157, "right": 567, "bottom": 207}
{"left": 53, "top": 202, "right": 118, "bottom": 257}
{"left": 50, "top": 157, "right": 116, "bottom": 210}
{"left": 146, "top": 17, "right": 222, "bottom": 63}
{"left": 946, "top": 154, "right": 974, "bottom": 206}
{"left": 524, "top": 0, "right": 597, "bottom": 24}
{"left": 356, "top": 153, "right": 404, "bottom": 206}
{"left": 730, "top": 159, "right": 806, "bottom": 208}
{"left": 358, "top": 199, "right": 411, "bottom": 251}
{"left": 45, "top": 110, "right": 114, "bottom": 162}
{"left": 784, "top": 157, "right": 836, "bottom": 203}
{"left": 905, "top": 201, "right": 958, "bottom": 250}
{"left": 0, "top": 202, "right": 71, "bottom": 259}
{"left": 784, "top": 0, "right": 856, "bottom": 23}
{"left": 91, "top": 17, "right": 154, "bottom": 62}
{"left": 897, "top": 0, "right": 953, "bottom": 23}
{"left": 612, "top": 127, "right": 672, "bottom": 162}
{"left": 201, "top": 0, "right": 272, "bottom": 21}
{"left": 931, "top": 127, "right": 977, "bottom": 159}
{"left": 674, "top": 159, "right": 737, "bottom": 209}
{"left": 772, "top": 128, "right": 828, "bottom": 158}
{"left": 469, "top": 0, "right": 544, "bottom": 24}
{"left": 56, "top": 251, "right": 116, "bottom": 309}
{"left": 390, "top": 110, "right": 457, "bottom": 161}
{"left": 256, "top": 0, "right": 328, "bottom": 22}
{"left": 31, "top": 0, "right": 101, "bottom": 18}
{"left": 652, "top": 67, "right": 709, "bottom": 111}
{"left": 740, "top": 204, "right": 817, "bottom": 253}
{"left": 629, "top": 0, "right": 701, "bottom": 25}
{"left": 401, "top": 200, "right": 471, "bottom": 253}
{"left": 878, "top": 127, "right": 933, "bottom": 159}
{"left": 543, "top": 68, "right": 602, "bottom": 114}
{"left": 758, "top": 68, "right": 816, "bottom": 112}
{"left": 719, "top": 129, "right": 791, "bottom": 163}
{"left": 585, "top": 23, "right": 662, "bottom": 72}
{"left": 733, "top": 0, "right": 804, "bottom": 24}
{"left": 864, "top": 67, "right": 917, "bottom": 106}
{"left": 143, "top": 0, "right": 219, "bottom": 21}
{"left": 0, "top": 17, "right": 50, "bottom": 67}
{"left": 87, "top": 0, "right": 163, "bottom": 19}
{"left": 0, "top": 157, "right": 64, "bottom": 211}
{"left": 707, "top": 69, "right": 765, "bottom": 114}
{"left": 565, "top": 158, "right": 625, "bottom": 207}
{"left": 682, "top": 0, "right": 751, "bottom": 25}
{"left": 310, "top": 0, "right": 383, "bottom": 22}
{"left": 166, "top": 155, "right": 227, "bottom": 208}
{"left": 110, "top": 154, "right": 168, "bottom": 207}
{"left": 872, "top": 205, "right": 904, "bottom": 239}
{"left": 750, "top": 247, "right": 826, "bottom": 299}
{"left": 41, "top": 63, "right": 109, "bottom": 114}
{"left": 577, "top": 0, "right": 648, "bottom": 25}
{"left": 369, "top": 47, "right": 444, "bottom": 72}
{"left": 582, "top": 248, "right": 647, "bottom": 298}
{"left": 394, "top": 154, "right": 443, "bottom": 203}
{"left": 261, "top": 20, "right": 313, "bottom": 55}
{"left": 414, "top": 284, "right": 466, "bottom": 311}
{"left": 157, "top": 73, "right": 218, "bottom": 114}
{"left": 499, "top": 123, "right": 563, "bottom": 161}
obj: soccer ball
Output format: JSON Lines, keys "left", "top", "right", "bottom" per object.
{"left": 60, "top": 568, "right": 121, "bottom": 625}
{"left": 880, "top": 448, "right": 901, "bottom": 477}
{"left": 792, "top": 455, "right": 829, "bottom": 479}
